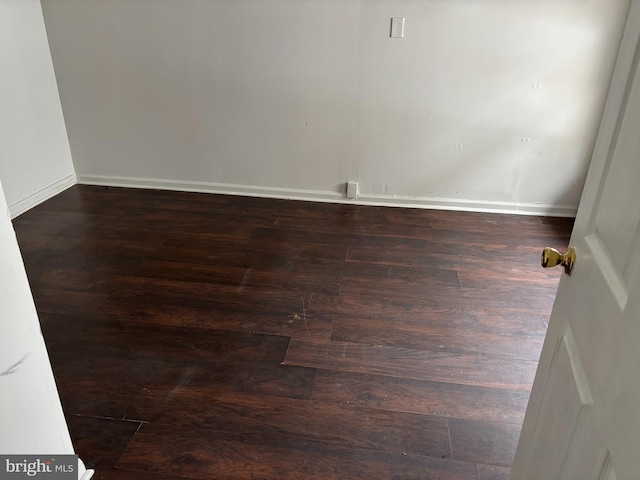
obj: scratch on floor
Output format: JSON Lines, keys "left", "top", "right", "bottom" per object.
{"left": 288, "top": 293, "right": 315, "bottom": 340}
{"left": 237, "top": 268, "right": 254, "bottom": 292}
{"left": 333, "top": 342, "right": 348, "bottom": 368}
{"left": 299, "top": 294, "right": 312, "bottom": 340}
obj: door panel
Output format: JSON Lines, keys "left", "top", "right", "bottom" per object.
{"left": 593, "top": 63, "right": 640, "bottom": 276}
{"left": 512, "top": 3, "right": 640, "bottom": 479}
{"left": 523, "top": 327, "right": 593, "bottom": 479}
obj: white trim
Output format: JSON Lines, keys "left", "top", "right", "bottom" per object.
{"left": 77, "top": 173, "right": 577, "bottom": 217}
{"left": 78, "top": 458, "right": 94, "bottom": 480}
{"left": 356, "top": 193, "right": 576, "bottom": 217}
{"left": 9, "top": 173, "right": 77, "bottom": 218}
{"left": 79, "top": 469, "right": 95, "bottom": 480}
{"left": 77, "top": 173, "right": 344, "bottom": 202}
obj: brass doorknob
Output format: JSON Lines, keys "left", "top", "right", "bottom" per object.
{"left": 541, "top": 246, "right": 576, "bottom": 276}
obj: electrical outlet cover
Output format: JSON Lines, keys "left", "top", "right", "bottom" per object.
{"left": 347, "top": 181, "right": 359, "bottom": 199}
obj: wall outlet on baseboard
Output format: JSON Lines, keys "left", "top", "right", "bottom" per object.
{"left": 346, "top": 181, "right": 359, "bottom": 199}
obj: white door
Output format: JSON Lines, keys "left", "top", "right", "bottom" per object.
{"left": 511, "top": 3, "right": 640, "bottom": 479}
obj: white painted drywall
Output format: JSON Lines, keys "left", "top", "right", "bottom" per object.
{"left": 42, "top": 0, "right": 630, "bottom": 214}
{"left": 0, "top": 179, "right": 91, "bottom": 478}
{"left": 0, "top": 0, "right": 75, "bottom": 217}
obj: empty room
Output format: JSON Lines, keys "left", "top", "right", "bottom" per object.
{"left": 2, "top": 1, "right": 639, "bottom": 479}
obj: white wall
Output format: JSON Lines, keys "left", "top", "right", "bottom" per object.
{"left": 42, "top": 0, "right": 630, "bottom": 215}
{"left": 0, "top": 0, "right": 75, "bottom": 218}
{"left": 0, "top": 179, "right": 91, "bottom": 478}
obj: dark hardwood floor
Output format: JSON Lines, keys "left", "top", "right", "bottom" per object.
{"left": 12, "top": 185, "right": 573, "bottom": 479}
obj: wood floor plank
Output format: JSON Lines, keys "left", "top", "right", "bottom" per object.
{"left": 35, "top": 267, "right": 100, "bottom": 292}
{"left": 57, "top": 377, "right": 176, "bottom": 422}
{"left": 272, "top": 214, "right": 435, "bottom": 240}
{"left": 449, "top": 418, "right": 521, "bottom": 467}
{"left": 345, "top": 261, "right": 561, "bottom": 298}
{"left": 11, "top": 228, "right": 80, "bottom": 252}
{"left": 54, "top": 354, "right": 317, "bottom": 421}
{"left": 42, "top": 314, "right": 292, "bottom": 363}
{"left": 311, "top": 371, "right": 529, "bottom": 424}
{"left": 456, "top": 269, "right": 561, "bottom": 292}
{"left": 331, "top": 315, "right": 544, "bottom": 361}
{"left": 370, "top": 208, "right": 572, "bottom": 238}
{"left": 94, "top": 275, "right": 338, "bottom": 316}
{"left": 31, "top": 185, "right": 234, "bottom": 218}
{"left": 251, "top": 225, "right": 437, "bottom": 248}
{"left": 269, "top": 200, "right": 380, "bottom": 223}
{"left": 31, "top": 287, "right": 109, "bottom": 316}
{"left": 163, "top": 233, "right": 350, "bottom": 261}
{"left": 151, "top": 390, "right": 451, "bottom": 460}
{"left": 55, "top": 358, "right": 316, "bottom": 421}
{"left": 429, "top": 225, "right": 572, "bottom": 249}
{"left": 331, "top": 297, "right": 548, "bottom": 337}
{"left": 66, "top": 415, "right": 141, "bottom": 469}
{"left": 117, "top": 423, "right": 479, "bottom": 480}
{"left": 284, "top": 339, "right": 537, "bottom": 391}
{"left": 21, "top": 247, "right": 146, "bottom": 280}
{"left": 132, "top": 259, "right": 250, "bottom": 286}
{"left": 91, "top": 469, "right": 189, "bottom": 480}
{"left": 152, "top": 241, "right": 263, "bottom": 270}
{"left": 102, "top": 302, "right": 334, "bottom": 343}
{"left": 334, "top": 286, "right": 556, "bottom": 318}
{"left": 346, "top": 242, "right": 567, "bottom": 283}
{"left": 44, "top": 314, "right": 316, "bottom": 419}
{"left": 340, "top": 261, "right": 462, "bottom": 290}
{"left": 476, "top": 464, "right": 512, "bottom": 480}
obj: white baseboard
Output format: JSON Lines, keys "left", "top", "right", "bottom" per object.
{"left": 77, "top": 174, "right": 577, "bottom": 217}
{"left": 357, "top": 193, "right": 577, "bottom": 217}
{"left": 9, "top": 173, "right": 77, "bottom": 219}
{"left": 77, "top": 173, "right": 345, "bottom": 203}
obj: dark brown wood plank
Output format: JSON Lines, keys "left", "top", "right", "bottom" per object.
{"left": 272, "top": 214, "right": 435, "bottom": 240}
{"left": 102, "top": 302, "right": 334, "bottom": 343}
{"left": 131, "top": 259, "right": 250, "bottom": 286}
{"left": 66, "top": 415, "right": 141, "bottom": 469}
{"left": 363, "top": 207, "right": 572, "bottom": 239}
{"left": 284, "top": 339, "right": 537, "bottom": 391}
{"left": 331, "top": 315, "right": 545, "bottom": 361}
{"left": 117, "top": 423, "right": 479, "bottom": 480}
{"left": 346, "top": 242, "right": 565, "bottom": 284}
{"left": 311, "top": 370, "right": 529, "bottom": 425}
{"left": 42, "top": 314, "right": 292, "bottom": 363}
{"left": 29, "top": 185, "right": 225, "bottom": 217}
{"left": 456, "top": 270, "right": 561, "bottom": 292}
{"left": 163, "top": 232, "right": 350, "bottom": 261}
{"left": 56, "top": 360, "right": 316, "bottom": 422}
{"left": 449, "top": 418, "right": 521, "bottom": 467}
{"left": 251, "top": 225, "right": 437, "bottom": 248}
{"left": 339, "top": 261, "right": 462, "bottom": 290}
{"left": 31, "top": 288, "right": 109, "bottom": 316}
{"left": 333, "top": 302, "right": 547, "bottom": 336}
{"left": 43, "top": 314, "right": 316, "bottom": 419}
{"left": 91, "top": 469, "right": 187, "bottom": 480}
{"left": 477, "top": 464, "right": 512, "bottom": 480}
{"left": 152, "top": 390, "right": 451, "bottom": 459}
{"left": 334, "top": 286, "right": 556, "bottom": 319}
{"left": 94, "top": 275, "right": 338, "bottom": 316}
